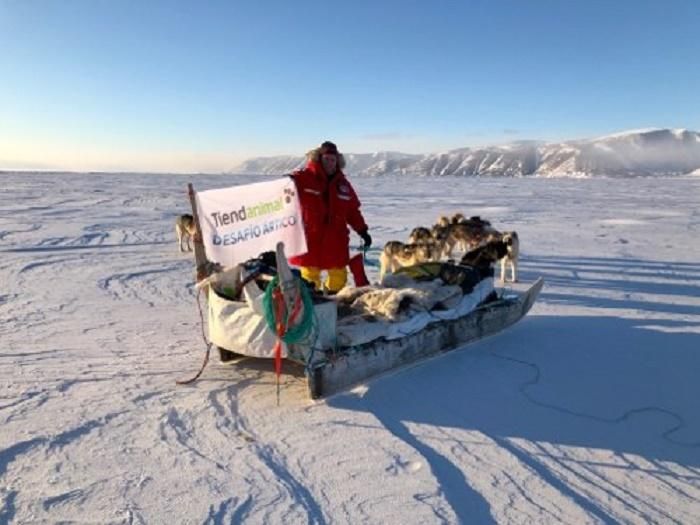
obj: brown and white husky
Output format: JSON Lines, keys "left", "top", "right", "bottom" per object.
{"left": 175, "top": 214, "right": 197, "bottom": 252}
{"left": 379, "top": 240, "right": 442, "bottom": 280}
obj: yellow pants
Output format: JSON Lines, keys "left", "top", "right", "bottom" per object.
{"left": 300, "top": 266, "right": 347, "bottom": 293}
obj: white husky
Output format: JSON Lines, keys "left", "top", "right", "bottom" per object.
{"left": 499, "top": 231, "right": 520, "bottom": 282}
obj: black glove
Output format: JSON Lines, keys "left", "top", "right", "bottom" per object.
{"left": 359, "top": 229, "right": 372, "bottom": 249}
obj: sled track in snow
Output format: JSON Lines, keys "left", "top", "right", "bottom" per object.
{"left": 97, "top": 263, "right": 194, "bottom": 306}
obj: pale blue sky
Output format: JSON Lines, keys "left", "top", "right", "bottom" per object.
{"left": 1, "top": 0, "right": 698, "bottom": 172}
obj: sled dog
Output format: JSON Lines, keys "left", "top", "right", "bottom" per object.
{"left": 408, "top": 226, "right": 433, "bottom": 244}
{"left": 451, "top": 212, "right": 490, "bottom": 225}
{"left": 460, "top": 239, "right": 509, "bottom": 270}
{"left": 176, "top": 214, "right": 197, "bottom": 252}
{"left": 499, "top": 231, "right": 520, "bottom": 282}
{"left": 379, "top": 240, "right": 442, "bottom": 280}
{"left": 435, "top": 215, "right": 450, "bottom": 228}
{"left": 442, "top": 218, "right": 501, "bottom": 259}
{"left": 430, "top": 216, "right": 451, "bottom": 249}
{"left": 451, "top": 212, "right": 467, "bottom": 224}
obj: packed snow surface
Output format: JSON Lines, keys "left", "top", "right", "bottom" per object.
{"left": 1, "top": 172, "right": 699, "bottom": 524}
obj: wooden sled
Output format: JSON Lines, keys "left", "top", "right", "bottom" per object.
{"left": 186, "top": 182, "right": 543, "bottom": 399}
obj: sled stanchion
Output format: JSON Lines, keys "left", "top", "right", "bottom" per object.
{"left": 187, "top": 183, "right": 210, "bottom": 282}
{"left": 308, "top": 366, "right": 324, "bottom": 399}
{"left": 176, "top": 184, "right": 214, "bottom": 385}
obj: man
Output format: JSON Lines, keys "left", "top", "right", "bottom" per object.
{"left": 288, "top": 141, "right": 371, "bottom": 292}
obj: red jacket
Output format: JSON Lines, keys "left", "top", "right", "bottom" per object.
{"left": 288, "top": 160, "right": 367, "bottom": 269}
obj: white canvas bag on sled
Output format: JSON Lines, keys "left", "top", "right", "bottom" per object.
{"left": 207, "top": 276, "right": 337, "bottom": 359}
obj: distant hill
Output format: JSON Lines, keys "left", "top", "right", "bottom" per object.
{"left": 231, "top": 128, "right": 700, "bottom": 177}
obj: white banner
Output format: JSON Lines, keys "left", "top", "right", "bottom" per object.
{"left": 194, "top": 178, "right": 307, "bottom": 268}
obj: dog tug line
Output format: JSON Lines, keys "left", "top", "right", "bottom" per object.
{"left": 177, "top": 183, "right": 544, "bottom": 401}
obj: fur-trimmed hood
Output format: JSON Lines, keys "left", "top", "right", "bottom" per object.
{"left": 306, "top": 147, "right": 347, "bottom": 170}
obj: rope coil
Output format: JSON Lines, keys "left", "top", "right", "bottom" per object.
{"left": 262, "top": 275, "right": 317, "bottom": 346}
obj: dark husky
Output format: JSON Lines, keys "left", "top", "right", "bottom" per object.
{"left": 451, "top": 212, "right": 467, "bottom": 224}
{"left": 440, "top": 217, "right": 501, "bottom": 259}
{"left": 460, "top": 239, "right": 509, "bottom": 270}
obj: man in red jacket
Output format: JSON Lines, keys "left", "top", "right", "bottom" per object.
{"left": 288, "top": 141, "right": 372, "bottom": 293}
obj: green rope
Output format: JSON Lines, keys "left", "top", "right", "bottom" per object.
{"left": 262, "top": 274, "right": 317, "bottom": 346}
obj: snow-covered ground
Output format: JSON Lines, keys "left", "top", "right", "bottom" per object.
{"left": 1, "top": 172, "right": 699, "bottom": 524}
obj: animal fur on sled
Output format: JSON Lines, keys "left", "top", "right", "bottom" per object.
{"left": 335, "top": 274, "right": 462, "bottom": 322}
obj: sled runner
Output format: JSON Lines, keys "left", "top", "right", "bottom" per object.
{"left": 299, "top": 277, "right": 543, "bottom": 399}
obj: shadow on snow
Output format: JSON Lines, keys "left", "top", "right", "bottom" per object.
{"left": 326, "top": 254, "right": 700, "bottom": 523}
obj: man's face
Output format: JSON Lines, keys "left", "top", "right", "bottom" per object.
{"left": 321, "top": 153, "right": 338, "bottom": 175}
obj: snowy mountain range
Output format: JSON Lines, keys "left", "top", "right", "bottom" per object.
{"left": 232, "top": 128, "right": 700, "bottom": 177}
